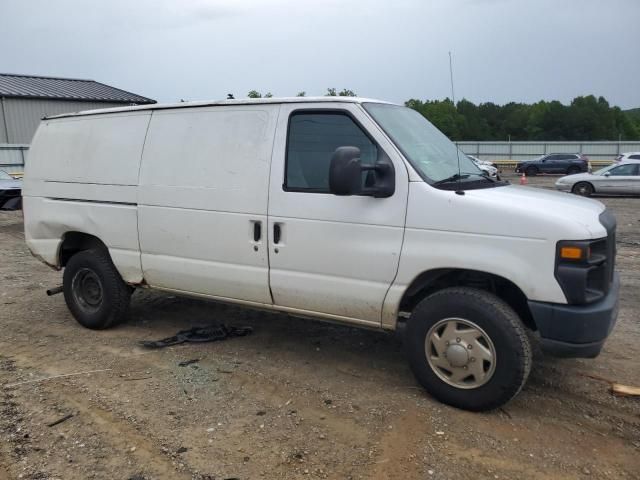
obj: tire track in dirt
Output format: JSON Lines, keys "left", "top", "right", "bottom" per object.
{"left": 366, "top": 406, "right": 431, "bottom": 480}
{"left": 0, "top": 357, "right": 191, "bottom": 479}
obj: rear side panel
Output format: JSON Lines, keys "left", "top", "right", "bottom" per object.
{"left": 25, "top": 113, "right": 150, "bottom": 186}
{"left": 23, "top": 196, "right": 142, "bottom": 282}
{"left": 23, "top": 112, "right": 151, "bottom": 282}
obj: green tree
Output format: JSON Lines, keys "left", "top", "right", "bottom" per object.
{"left": 405, "top": 98, "right": 462, "bottom": 139}
{"left": 477, "top": 102, "right": 502, "bottom": 140}
{"left": 615, "top": 108, "right": 640, "bottom": 139}
{"left": 247, "top": 91, "right": 272, "bottom": 98}
{"left": 500, "top": 103, "right": 530, "bottom": 140}
{"left": 406, "top": 95, "right": 639, "bottom": 141}
{"left": 326, "top": 88, "right": 357, "bottom": 97}
{"left": 456, "top": 99, "right": 490, "bottom": 140}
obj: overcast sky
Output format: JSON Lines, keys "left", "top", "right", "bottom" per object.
{"left": 2, "top": 0, "right": 639, "bottom": 108}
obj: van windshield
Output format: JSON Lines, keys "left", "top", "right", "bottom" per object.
{"left": 363, "top": 103, "right": 496, "bottom": 189}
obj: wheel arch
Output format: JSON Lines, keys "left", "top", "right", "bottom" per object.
{"left": 572, "top": 181, "right": 595, "bottom": 194}
{"left": 58, "top": 231, "right": 109, "bottom": 267}
{"left": 398, "top": 268, "right": 536, "bottom": 331}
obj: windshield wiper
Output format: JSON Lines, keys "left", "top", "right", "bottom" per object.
{"left": 434, "top": 171, "right": 495, "bottom": 186}
{"left": 433, "top": 173, "right": 470, "bottom": 186}
{"left": 478, "top": 171, "right": 497, "bottom": 182}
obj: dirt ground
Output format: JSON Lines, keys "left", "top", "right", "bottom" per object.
{"left": 1, "top": 174, "right": 639, "bottom": 480}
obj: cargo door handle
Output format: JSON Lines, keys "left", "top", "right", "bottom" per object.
{"left": 253, "top": 221, "right": 262, "bottom": 242}
{"left": 273, "top": 223, "right": 282, "bottom": 244}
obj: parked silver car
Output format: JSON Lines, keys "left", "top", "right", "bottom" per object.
{"left": 555, "top": 161, "right": 640, "bottom": 196}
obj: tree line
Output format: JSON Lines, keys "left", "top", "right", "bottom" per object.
{"left": 241, "top": 89, "right": 640, "bottom": 141}
{"left": 406, "top": 96, "right": 639, "bottom": 141}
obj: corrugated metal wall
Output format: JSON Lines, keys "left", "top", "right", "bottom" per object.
{"left": 457, "top": 141, "right": 640, "bottom": 161}
{"left": 0, "top": 98, "right": 8, "bottom": 143}
{"left": 1, "top": 97, "right": 127, "bottom": 144}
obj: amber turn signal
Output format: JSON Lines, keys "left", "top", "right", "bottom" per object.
{"left": 560, "top": 246, "right": 583, "bottom": 260}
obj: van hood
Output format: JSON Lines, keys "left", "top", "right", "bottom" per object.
{"left": 463, "top": 184, "right": 607, "bottom": 238}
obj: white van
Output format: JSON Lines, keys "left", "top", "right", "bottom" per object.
{"left": 23, "top": 97, "right": 619, "bottom": 411}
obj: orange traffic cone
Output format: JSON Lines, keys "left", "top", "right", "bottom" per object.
{"left": 519, "top": 173, "right": 527, "bottom": 185}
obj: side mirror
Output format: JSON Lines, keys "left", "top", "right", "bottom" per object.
{"left": 329, "top": 146, "right": 395, "bottom": 198}
{"left": 328, "top": 147, "right": 362, "bottom": 196}
{"left": 604, "top": 172, "right": 611, "bottom": 177}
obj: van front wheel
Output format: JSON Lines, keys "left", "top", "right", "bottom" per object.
{"left": 63, "top": 249, "right": 131, "bottom": 329}
{"left": 406, "top": 287, "right": 531, "bottom": 411}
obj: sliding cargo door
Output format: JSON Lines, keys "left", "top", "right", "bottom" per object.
{"left": 138, "top": 105, "right": 279, "bottom": 305}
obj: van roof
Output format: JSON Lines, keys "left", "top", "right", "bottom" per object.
{"left": 44, "top": 96, "right": 396, "bottom": 120}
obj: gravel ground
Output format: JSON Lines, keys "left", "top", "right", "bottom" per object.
{"left": 1, "top": 174, "right": 639, "bottom": 479}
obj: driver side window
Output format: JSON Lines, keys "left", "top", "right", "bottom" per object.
{"left": 284, "top": 112, "right": 377, "bottom": 192}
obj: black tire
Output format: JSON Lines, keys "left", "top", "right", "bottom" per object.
{"left": 63, "top": 249, "right": 131, "bottom": 329}
{"left": 572, "top": 181, "right": 594, "bottom": 197}
{"left": 405, "top": 287, "right": 532, "bottom": 411}
{"left": 525, "top": 166, "right": 538, "bottom": 176}
{"left": 567, "top": 166, "right": 581, "bottom": 175}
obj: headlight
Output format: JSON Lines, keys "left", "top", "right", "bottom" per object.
{"left": 555, "top": 239, "right": 608, "bottom": 304}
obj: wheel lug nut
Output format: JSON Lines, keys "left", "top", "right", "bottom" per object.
{"left": 470, "top": 357, "right": 476, "bottom": 362}
{"left": 463, "top": 366, "right": 468, "bottom": 370}
{"left": 467, "top": 344, "right": 473, "bottom": 349}
{"left": 456, "top": 338, "right": 461, "bottom": 343}
{"left": 445, "top": 341, "right": 450, "bottom": 346}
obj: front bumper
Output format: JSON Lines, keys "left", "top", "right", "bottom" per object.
{"left": 528, "top": 272, "right": 619, "bottom": 358}
{"left": 554, "top": 182, "right": 572, "bottom": 192}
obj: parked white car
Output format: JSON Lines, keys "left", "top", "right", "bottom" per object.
{"left": 467, "top": 155, "right": 500, "bottom": 179}
{"left": 555, "top": 161, "right": 640, "bottom": 196}
{"left": 613, "top": 152, "right": 640, "bottom": 163}
{"left": 24, "top": 97, "right": 619, "bottom": 411}
{"left": 468, "top": 154, "right": 499, "bottom": 170}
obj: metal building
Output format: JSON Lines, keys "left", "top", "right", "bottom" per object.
{"left": 0, "top": 73, "right": 155, "bottom": 144}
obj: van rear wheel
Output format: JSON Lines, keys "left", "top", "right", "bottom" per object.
{"left": 63, "top": 249, "right": 131, "bottom": 329}
{"left": 405, "top": 287, "right": 531, "bottom": 411}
